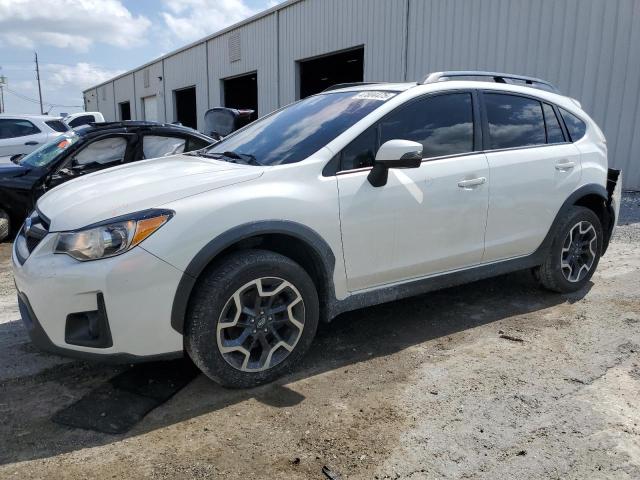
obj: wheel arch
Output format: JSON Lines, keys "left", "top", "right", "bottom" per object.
{"left": 170, "top": 221, "right": 337, "bottom": 334}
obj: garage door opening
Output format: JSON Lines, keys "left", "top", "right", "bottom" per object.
{"left": 223, "top": 72, "right": 258, "bottom": 121}
{"left": 174, "top": 86, "right": 197, "bottom": 129}
{"left": 298, "top": 47, "right": 364, "bottom": 99}
{"left": 119, "top": 101, "right": 131, "bottom": 121}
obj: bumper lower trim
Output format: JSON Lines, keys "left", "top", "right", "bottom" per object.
{"left": 17, "top": 292, "right": 183, "bottom": 364}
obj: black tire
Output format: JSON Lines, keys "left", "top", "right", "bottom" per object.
{"left": 0, "top": 210, "right": 9, "bottom": 242}
{"left": 185, "top": 249, "right": 319, "bottom": 388}
{"left": 533, "top": 206, "right": 603, "bottom": 293}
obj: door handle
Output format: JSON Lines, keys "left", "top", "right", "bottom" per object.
{"left": 555, "top": 161, "right": 576, "bottom": 171}
{"left": 458, "top": 177, "right": 487, "bottom": 189}
{"left": 24, "top": 141, "right": 39, "bottom": 146}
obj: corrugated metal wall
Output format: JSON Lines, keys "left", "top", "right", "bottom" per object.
{"left": 133, "top": 61, "right": 165, "bottom": 123}
{"left": 406, "top": 0, "right": 640, "bottom": 190}
{"left": 84, "top": 0, "right": 640, "bottom": 188}
{"left": 113, "top": 74, "right": 136, "bottom": 120}
{"left": 207, "top": 14, "right": 279, "bottom": 115}
{"left": 163, "top": 44, "right": 209, "bottom": 131}
{"left": 278, "top": 0, "right": 407, "bottom": 105}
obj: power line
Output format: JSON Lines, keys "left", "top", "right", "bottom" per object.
{"left": 4, "top": 87, "right": 82, "bottom": 108}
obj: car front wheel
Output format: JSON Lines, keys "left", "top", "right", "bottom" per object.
{"left": 185, "top": 249, "right": 319, "bottom": 388}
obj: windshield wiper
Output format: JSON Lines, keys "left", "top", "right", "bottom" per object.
{"left": 189, "top": 150, "right": 261, "bottom": 166}
{"left": 221, "top": 151, "right": 261, "bottom": 166}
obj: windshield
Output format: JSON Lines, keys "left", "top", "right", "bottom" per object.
{"left": 20, "top": 134, "right": 79, "bottom": 168}
{"left": 205, "top": 91, "right": 397, "bottom": 165}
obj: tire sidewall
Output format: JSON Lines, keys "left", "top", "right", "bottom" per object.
{"left": 0, "top": 210, "right": 9, "bottom": 242}
{"left": 185, "top": 250, "right": 319, "bottom": 388}
{"left": 548, "top": 207, "right": 603, "bottom": 292}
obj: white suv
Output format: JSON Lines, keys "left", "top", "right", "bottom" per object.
{"left": 0, "top": 114, "right": 69, "bottom": 161}
{"left": 13, "top": 72, "right": 622, "bottom": 388}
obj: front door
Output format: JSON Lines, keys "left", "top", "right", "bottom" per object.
{"left": 336, "top": 92, "right": 489, "bottom": 291}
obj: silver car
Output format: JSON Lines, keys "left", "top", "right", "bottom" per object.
{"left": 0, "top": 114, "right": 70, "bottom": 162}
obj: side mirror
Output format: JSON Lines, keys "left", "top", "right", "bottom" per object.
{"left": 204, "top": 107, "right": 255, "bottom": 139}
{"left": 367, "top": 140, "right": 423, "bottom": 187}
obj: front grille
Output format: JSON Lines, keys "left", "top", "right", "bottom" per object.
{"left": 15, "top": 210, "right": 50, "bottom": 264}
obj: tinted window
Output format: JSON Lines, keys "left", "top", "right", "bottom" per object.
{"left": 559, "top": 108, "right": 587, "bottom": 141}
{"left": 380, "top": 93, "right": 474, "bottom": 159}
{"left": 207, "top": 91, "right": 396, "bottom": 166}
{"left": 68, "top": 115, "right": 95, "bottom": 128}
{"left": 340, "top": 125, "right": 377, "bottom": 170}
{"left": 186, "top": 136, "right": 212, "bottom": 151}
{"left": 485, "top": 94, "right": 546, "bottom": 149}
{"left": 0, "top": 119, "right": 40, "bottom": 139}
{"left": 74, "top": 137, "right": 127, "bottom": 166}
{"left": 142, "top": 135, "right": 186, "bottom": 159}
{"left": 543, "top": 104, "right": 565, "bottom": 143}
{"left": 339, "top": 93, "right": 474, "bottom": 171}
{"left": 45, "top": 120, "right": 70, "bottom": 133}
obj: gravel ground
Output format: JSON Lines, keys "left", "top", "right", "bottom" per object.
{"left": 0, "top": 193, "right": 638, "bottom": 479}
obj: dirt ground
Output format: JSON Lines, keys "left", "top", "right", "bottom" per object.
{"left": 0, "top": 193, "right": 639, "bottom": 480}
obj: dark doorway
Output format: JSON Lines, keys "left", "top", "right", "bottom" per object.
{"left": 298, "top": 47, "right": 364, "bottom": 99}
{"left": 119, "top": 101, "right": 131, "bottom": 121}
{"left": 174, "top": 86, "right": 197, "bottom": 129}
{"left": 223, "top": 72, "right": 258, "bottom": 121}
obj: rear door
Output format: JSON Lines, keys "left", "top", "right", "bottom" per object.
{"left": 481, "top": 92, "right": 581, "bottom": 261}
{"left": 0, "top": 118, "right": 46, "bottom": 157}
{"left": 337, "top": 92, "right": 490, "bottom": 291}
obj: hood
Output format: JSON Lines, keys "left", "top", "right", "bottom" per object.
{"left": 0, "top": 162, "right": 30, "bottom": 178}
{"left": 38, "top": 154, "right": 263, "bottom": 231}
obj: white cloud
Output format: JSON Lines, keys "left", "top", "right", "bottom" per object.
{"left": 43, "top": 63, "right": 125, "bottom": 91}
{"left": 160, "top": 0, "right": 260, "bottom": 43}
{"left": 0, "top": 0, "right": 151, "bottom": 52}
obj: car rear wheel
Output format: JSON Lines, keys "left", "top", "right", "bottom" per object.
{"left": 185, "top": 249, "right": 319, "bottom": 388}
{"left": 534, "top": 206, "right": 603, "bottom": 293}
{"left": 0, "top": 210, "right": 9, "bottom": 242}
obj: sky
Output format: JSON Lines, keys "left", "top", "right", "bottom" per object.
{"left": 0, "top": 0, "right": 280, "bottom": 116}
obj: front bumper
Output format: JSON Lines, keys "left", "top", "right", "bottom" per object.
{"left": 12, "top": 233, "right": 185, "bottom": 361}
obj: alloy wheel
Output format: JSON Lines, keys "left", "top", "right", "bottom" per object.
{"left": 560, "top": 221, "right": 597, "bottom": 283}
{"left": 216, "top": 277, "right": 305, "bottom": 372}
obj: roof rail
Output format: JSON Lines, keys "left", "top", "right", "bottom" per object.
{"left": 322, "top": 82, "right": 382, "bottom": 92}
{"left": 422, "top": 71, "right": 560, "bottom": 93}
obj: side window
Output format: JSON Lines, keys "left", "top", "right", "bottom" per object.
{"left": 340, "top": 125, "right": 377, "bottom": 171}
{"left": 0, "top": 119, "right": 41, "bottom": 139}
{"left": 142, "top": 135, "right": 186, "bottom": 159}
{"left": 45, "top": 120, "right": 70, "bottom": 133}
{"left": 559, "top": 108, "right": 587, "bottom": 142}
{"left": 543, "top": 104, "right": 565, "bottom": 143}
{"left": 380, "top": 93, "right": 474, "bottom": 159}
{"left": 68, "top": 115, "right": 95, "bottom": 128}
{"left": 74, "top": 137, "right": 128, "bottom": 166}
{"left": 186, "top": 136, "right": 212, "bottom": 152}
{"left": 338, "top": 93, "right": 475, "bottom": 171}
{"left": 485, "top": 93, "right": 546, "bottom": 149}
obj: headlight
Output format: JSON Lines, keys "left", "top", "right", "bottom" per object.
{"left": 54, "top": 209, "right": 173, "bottom": 261}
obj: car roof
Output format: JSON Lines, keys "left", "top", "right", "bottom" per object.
{"left": 0, "top": 114, "right": 63, "bottom": 121}
{"left": 73, "top": 121, "right": 213, "bottom": 139}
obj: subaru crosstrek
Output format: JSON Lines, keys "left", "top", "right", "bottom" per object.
{"left": 13, "top": 71, "right": 622, "bottom": 388}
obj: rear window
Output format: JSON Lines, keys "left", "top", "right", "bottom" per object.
{"left": 559, "top": 108, "right": 587, "bottom": 141}
{"left": 45, "top": 120, "right": 70, "bottom": 133}
{"left": 485, "top": 93, "right": 546, "bottom": 149}
{"left": 68, "top": 115, "right": 96, "bottom": 128}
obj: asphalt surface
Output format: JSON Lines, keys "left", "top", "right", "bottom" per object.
{"left": 0, "top": 192, "right": 638, "bottom": 479}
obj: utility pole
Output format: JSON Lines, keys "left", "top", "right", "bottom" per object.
{"left": 34, "top": 52, "right": 44, "bottom": 114}
{"left": 0, "top": 75, "right": 5, "bottom": 114}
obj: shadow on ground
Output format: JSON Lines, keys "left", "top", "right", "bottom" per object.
{"left": 0, "top": 269, "right": 590, "bottom": 465}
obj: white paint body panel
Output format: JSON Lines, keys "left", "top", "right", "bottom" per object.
{"left": 0, "top": 115, "right": 65, "bottom": 158}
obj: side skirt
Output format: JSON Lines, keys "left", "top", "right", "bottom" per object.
{"left": 326, "top": 252, "right": 545, "bottom": 320}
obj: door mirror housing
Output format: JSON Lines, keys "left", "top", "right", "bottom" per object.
{"left": 368, "top": 139, "right": 423, "bottom": 187}
{"left": 10, "top": 154, "right": 25, "bottom": 164}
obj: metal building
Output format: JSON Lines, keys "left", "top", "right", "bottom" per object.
{"left": 84, "top": 0, "right": 640, "bottom": 189}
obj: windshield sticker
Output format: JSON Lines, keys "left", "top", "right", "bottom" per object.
{"left": 353, "top": 91, "right": 396, "bottom": 101}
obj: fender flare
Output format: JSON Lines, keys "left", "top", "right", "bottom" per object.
{"left": 533, "top": 183, "right": 609, "bottom": 259}
{"left": 170, "top": 220, "right": 337, "bottom": 334}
